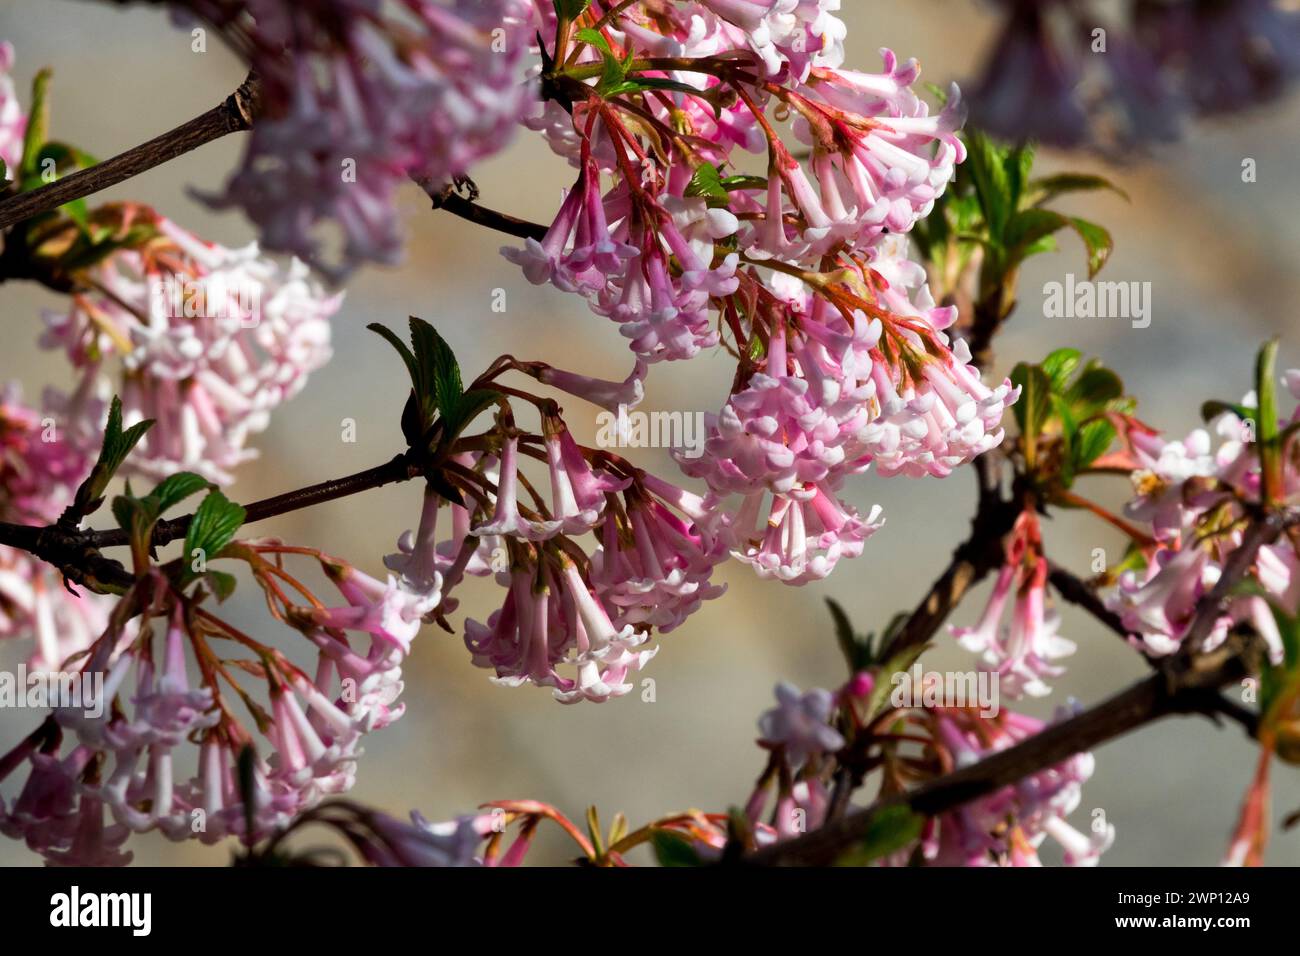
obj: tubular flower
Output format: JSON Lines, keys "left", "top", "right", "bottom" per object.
{"left": 464, "top": 550, "right": 657, "bottom": 703}
{"left": 1, "top": 539, "right": 432, "bottom": 864}
{"left": 1108, "top": 375, "right": 1300, "bottom": 661}
{"left": 0, "top": 40, "right": 25, "bottom": 176}
{"left": 952, "top": 513, "right": 1076, "bottom": 699}
{"left": 42, "top": 212, "right": 340, "bottom": 485}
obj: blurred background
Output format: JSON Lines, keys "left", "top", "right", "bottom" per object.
{"left": 0, "top": 0, "right": 1297, "bottom": 865}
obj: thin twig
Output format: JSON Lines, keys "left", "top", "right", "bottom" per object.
{"left": 0, "top": 73, "right": 261, "bottom": 232}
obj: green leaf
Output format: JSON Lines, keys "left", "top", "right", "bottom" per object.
{"left": 836, "top": 806, "right": 925, "bottom": 866}
{"left": 963, "top": 130, "right": 1012, "bottom": 241}
{"left": 1041, "top": 347, "right": 1082, "bottom": 392}
{"left": 864, "top": 642, "right": 929, "bottom": 723}
{"left": 1064, "top": 364, "right": 1124, "bottom": 418}
{"left": 574, "top": 27, "right": 614, "bottom": 58}
{"left": 411, "top": 317, "right": 462, "bottom": 426}
{"left": 720, "top": 174, "right": 767, "bottom": 192}
{"left": 1256, "top": 338, "right": 1282, "bottom": 503}
{"left": 72, "top": 395, "right": 154, "bottom": 519}
{"left": 1067, "top": 216, "right": 1112, "bottom": 278}
{"left": 1028, "top": 172, "right": 1129, "bottom": 206}
{"left": 1010, "top": 362, "right": 1052, "bottom": 465}
{"left": 18, "top": 69, "right": 51, "bottom": 182}
{"left": 1073, "top": 419, "right": 1118, "bottom": 472}
{"left": 1005, "top": 141, "right": 1035, "bottom": 213}
{"left": 552, "top": 0, "right": 591, "bottom": 19}
{"left": 651, "top": 830, "right": 703, "bottom": 867}
{"left": 182, "top": 490, "right": 246, "bottom": 581}
{"left": 203, "top": 569, "right": 239, "bottom": 602}
{"left": 826, "top": 598, "right": 877, "bottom": 673}
{"left": 1004, "top": 207, "right": 1068, "bottom": 259}
{"left": 149, "top": 471, "right": 213, "bottom": 515}
{"left": 685, "top": 162, "right": 730, "bottom": 205}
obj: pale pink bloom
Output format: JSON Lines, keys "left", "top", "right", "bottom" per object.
{"left": 543, "top": 423, "right": 630, "bottom": 535}
{"left": 728, "top": 484, "right": 884, "bottom": 585}
{"left": 698, "top": 0, "right": 846, "bottom": 80}
{"left": 533, "top": 357, "right": 647, "bottom": 413}
{"left": 42, "top": 217, "right": 340, "bottom": 484}
{"left": 464, "top": 554, "right": 656, "bottom": 703}
{"left": 590, "top": 478, "right": 728, "bottom": 633}
{"left": 757, "top": 681, "right": 845, "bottom": 769}
{"left": 384, "top": 485, "right": 446, "bottom": 603}
{"left": 472, "top": 436, "right": 563, "bottom": 541}
{"left": 0, "top": 41, "right": 25, "bottom": 177}
{"left": 954, "top": 559, "right": 1075, "bottom": 699}
{"left": 190, "top": 0, "right": 536, "bottom": 276}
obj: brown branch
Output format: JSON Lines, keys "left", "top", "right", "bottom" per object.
{"left": 87, "top": 452, "right": 420, "bottom": 550}
{"left": 417, "top": 175, "right": 549, "bottom": 242}
{"left": 1046, "top": 561, "right": 1130, "bottom": 642}
{"left": 0, "top": 452, "right": 422, "bottom": 593}
{"left": 0, "top": 73, "right": 261, "bottom": 232}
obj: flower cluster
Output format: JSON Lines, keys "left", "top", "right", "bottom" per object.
{"left": 952, "top": 510, "right": 1076, "bottom": 699}
{"left": 0, "top": 543, "right": 433, "bottom": 865}
{"left": 174, "top": 0, "right": 538, "bottom": 277}
{"left": 41, "top": 210, "right": 341, "bottom": 485}
{"left": 503, "top": 12, "right": 1015, "bottom": 587}
{"left": 903, "top": 702, "right": 1113, "bottom": 867}
{"left": 1105, "top": 370, "right": 1300, "bottom": 660}
{"left": 969, "top": 0, "right": 1300, "bottom": 150}
{"left": 379, "top": 393, "right": 729, "bottom": 702}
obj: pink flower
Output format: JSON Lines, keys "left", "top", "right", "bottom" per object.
{"left": 590, "top": 476, "right": 728, "bottom": 633}
{"left": 42, "top": 215, "right": 340, "bottom": 484}
{"left": 728, "top": 483, "right": 884, "bottom": 585}
{"left": 909, "top": 706, "right": 1111, "bottom": 867}
{"left": 464, "top": 553, "right": 657, "bottom": 703}
{"left": 757, "top": 681, "right": 845, "bottom": 769}
{"left": 0, "top": 41, "right": 25, "bottom": 177}
{"left": 472, "top": 435, "right": 563, "bottom": 540}
{"left": 953, "top": 558, "right": 1076, "bottom": 699}
{"left": 189, "top": 0, "right": 536, "bottom": 277}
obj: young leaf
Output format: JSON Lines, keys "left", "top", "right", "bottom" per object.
{"left": 71, "top": 396, "right": 154, "bottom": 519}
{"left": 149, "top": 471, "right": 213, "bottom": 515}
{"left": 182, "top": 490, "right": 246, "bottom": 581}
{"left": 651, "top": 830, "right": 703, "bottom": 867}
{"left": 1067, "top": 217, "right": 1112, "bottom": 278}
{"left": 1028, "top": 172, "right": 1129, "bottom": 206}
{"left": 18, "top": 69, "right": 51, "bottom": 182}
{"left": 1072, "top": 419, "right": 1118, "bottom": 473}
{"left": 1009, "top": 362, "right": 1052, "bottom": 467}
{"left": 836, "top": 806, "right": 925, "bottom": 866}
{"left": 685, "top": 162, "right": 730, "bottom": 205}
{"left": 1041, "top": 347, "right": 1082, "bottom": 391}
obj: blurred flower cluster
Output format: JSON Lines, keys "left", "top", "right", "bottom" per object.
{"left": 969, "top": 0, "right": 1300, "bottom": 150}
